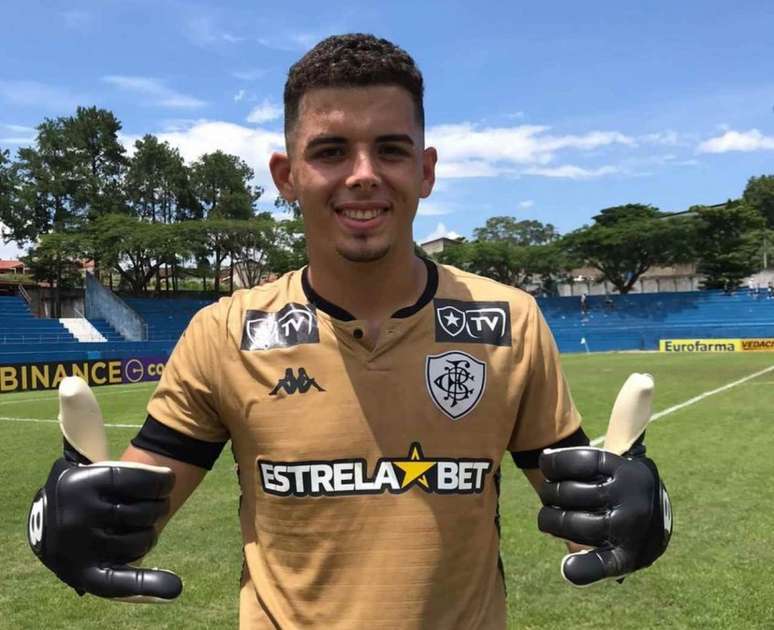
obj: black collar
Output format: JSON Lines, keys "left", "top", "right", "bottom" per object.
{"left": 301, "top": 258, "right": 438, "bottom": 322}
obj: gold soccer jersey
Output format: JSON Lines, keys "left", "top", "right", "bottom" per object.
{"left": 143, "top": 260, "right": 581, "bottom": 629}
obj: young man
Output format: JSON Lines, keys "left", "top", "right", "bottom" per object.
{"left": 28, "top": 34, "right": 670, "bottom": 629}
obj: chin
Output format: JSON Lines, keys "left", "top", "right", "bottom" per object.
{"left": 336, "top": 242, "right": 391, "bottom": 263}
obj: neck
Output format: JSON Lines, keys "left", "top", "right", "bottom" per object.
{"left": 307, "top": 251, "right": 427, "bottom": 322}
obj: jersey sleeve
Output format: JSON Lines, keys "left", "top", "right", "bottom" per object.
{"left": 508, "top": 298, "right": 581, "bottom": 457}
{"left": 145, "top": 301, "right": 230, "bottom": 443}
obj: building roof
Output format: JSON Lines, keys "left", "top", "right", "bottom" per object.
{"left": 420, "top": 236, "right": 465, "bottom": 247}
{"left": 0, "top": 260, "right": 24, "bottom": 271}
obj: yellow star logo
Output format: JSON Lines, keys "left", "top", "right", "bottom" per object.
{"left": 393, "top": 443, "right": 436, "bottom": 490}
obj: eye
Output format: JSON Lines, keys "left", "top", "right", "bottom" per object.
{"left": 379, "top": 143, "right": 410, "bottom": 158}
{"left": 313, "top": 146, "right": 345, "bottom": 160}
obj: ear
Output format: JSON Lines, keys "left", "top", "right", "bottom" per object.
{"left": 420, "top": 147, "right": 437, "bottom": 199}
{"left": 269, "top": 152, "right": 297, "bottom": 202}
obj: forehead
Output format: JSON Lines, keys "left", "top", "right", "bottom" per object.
{"left": 292, "top": 86, "right": 421, "bottom": 147}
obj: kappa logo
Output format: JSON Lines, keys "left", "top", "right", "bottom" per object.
{"left": 259, "top": 442, "right": 493, "bottom": 497}
{"left": 270, "top": 367, "right": 325, "bottom": 396}
{"left": 434, "top": 299, "right": 511, "bottom": 346}
{"left": 426, "top": 350, "right": 486, "bottom": 420}
{"left": 241, "top": 303, "right": 319, "bottom": 351}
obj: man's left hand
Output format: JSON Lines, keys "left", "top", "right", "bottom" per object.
{"left": 537, "top": 440, "right": 672, "bottom": 586}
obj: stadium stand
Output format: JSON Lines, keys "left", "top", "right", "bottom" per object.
{"left": 2, "top": 285, "right": 774, "bottom": 368}
{"left": 539, "top": 289, "right": 774, "bottom": 353}
{"left": 89, "top": 319, "right": 126, "bottom": 342}
{"left": 0, "top": 296, "right": 75, "bottom": 345}
{"left": 0, "top": 294, "right": 181, "bottom": 365}
{"left": 122, "top": 297, "right": 213, "bottom": 341}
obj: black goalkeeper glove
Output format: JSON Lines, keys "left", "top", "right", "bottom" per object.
{"left": 537, "top": 435, "right": 672, "bottom": 586}
{"left": 27, "top": 377, "right": 182, "bottom": 602}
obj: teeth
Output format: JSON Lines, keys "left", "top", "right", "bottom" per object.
{"left": 341, "top": 208, "right": 384, "bottom": 221}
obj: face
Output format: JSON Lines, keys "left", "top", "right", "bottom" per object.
{"left": 270, "top": 86, "right": 437, "bottom": 265}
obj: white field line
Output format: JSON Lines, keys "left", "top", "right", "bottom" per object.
{"left": 0, "top": 415, "right": 141, "bottom": 428}
{"left": 590, "top": 364, "right": 774, "bottom": 446}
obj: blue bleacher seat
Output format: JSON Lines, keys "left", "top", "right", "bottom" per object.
{"left": 538, "top": 289, "right": 774, "bottom": 352}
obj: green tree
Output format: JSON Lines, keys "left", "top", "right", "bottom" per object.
{"left": 267, "top": 217, "right": 308, "bottom": 276}
{"left": 125, "top": 135, "right": 192, "bottom": 223}
{"left": 229, "top": 214, "right": 277, "bottom": 289}
{"left": 6, "top": 118, "right": 82, "bottom": 243}
{"left": 473, "top": 216, "right": 559, "bottom": 246}
{"left": 561, "top": 204, "right": 694, "bottom": 294}
{"left": 23, "top": 231, "right": 85, "bottom": 317}
{"left": 435, "top": 216, "right": 571, "bottom": 290}
{"left": 742, "top": 175, "right": 774, "bottom": 268}
{"left": 189, "top": 151, "right": 263, "bottom": 292}
{"left": 692, "top": 201, "right": 765, "bottom": 289}
{"left": 274, "top": 195, "right": 302, "bottom": 220}
{"left": 743, "top": 175, "right": 774, "bottom": 228}
{"left": 87, "top": 214, "right": 186, "bottom": 294}
{"left": 436, "top": 240, "right": 531, "bottom": 286}
{"left": 65, "top": 106, "right": 128, "bottom": 218}
{"left": 1, "top": 108, "right": 127, "bottom": 247}
{"left": 125, "top": 135, "right": 196, "bottom": 290}
{"left": 0, "top": 149, "right": 17, "bottom": 240}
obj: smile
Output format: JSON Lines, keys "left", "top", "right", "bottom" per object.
{"left": 338, "top": 207, "right": 387, "bottom": 221}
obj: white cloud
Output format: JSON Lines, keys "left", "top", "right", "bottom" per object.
{"left": 524, "top": 165, "right": 620, "bottom": 179}
{"left": 2, "top": 123, "right": 34, "bottom": 133}
{"left": 518, "top": 200, "right": 534, "bottom": 209}
{"left": 232, "top": 69, "right": 267, "bottom": 82}
{"left": 122, "top": 121, "right": 285, "bottom": 192}
{"left": 258, "top": 30, "right": 330, "bottom": 52}
{"left": 0, "top": 136, "right": 33, "bottom": 145}
{"left": 428, "top": 123, "right": 633, "bottom": 180}
{"left": 640, "top": 130, "right": 683, "bottom": 146}
{"left": 0, "top": 80, "right": 83, "bottom": 110}
{"left": 184, "top": 16, "right": 243, "bottom": 46}
{"left": 697, "top": 129, "right": 774, "bottom": 153}
{"left": 417, "top": 201, "right": 453, "bottom": 216}
{"left": 233, "top": 90, "right": 246, "bottom": 103}
{"left": 435, "top": 159, "right": 512, "bottom": 179}
{"left": 246, "top": 99, "right": 282, "bottom": 124}
{"left": 103, "top": 76, "right": 206, "bottom": 109}
{"left": 0, "top": 122, "right": 34, "bottom": 143}
{"left": 421, "top": 223, "right": 461, "bottom": 243}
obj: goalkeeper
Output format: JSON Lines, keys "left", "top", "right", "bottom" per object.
{"left": 28, "top": 33, "right": 671, "bottom": 629}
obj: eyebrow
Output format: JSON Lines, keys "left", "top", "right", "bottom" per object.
{"left": 304, "top": 133, "right": 415, "bottom": 150}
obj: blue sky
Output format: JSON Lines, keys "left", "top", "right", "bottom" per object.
{"left": 2, "top": 0, "right": 774, "bottom": 258}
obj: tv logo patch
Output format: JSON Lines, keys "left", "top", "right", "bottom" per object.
{"left": 434, "top": 299, "right": 511, "bottom": 346}
{"left": 241, "top": 303, "right": 319, "bottom": 351}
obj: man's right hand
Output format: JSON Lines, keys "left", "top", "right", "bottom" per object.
{"left": 28, "top": 443, "right": 183, "bottom": 601}
{"left": 27, "top": 377, "right": 182, "bottom": 602}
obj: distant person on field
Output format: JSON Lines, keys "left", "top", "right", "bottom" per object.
{"left": 580, "top": 291, "right": 588, "bottom": 315}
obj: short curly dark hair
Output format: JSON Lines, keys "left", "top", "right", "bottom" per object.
{"left": 284, "top": 33, "right": 425, "bottom": 142}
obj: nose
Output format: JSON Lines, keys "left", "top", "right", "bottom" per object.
{"left": 346, "top": 149, "right": 380, "bottom": 191}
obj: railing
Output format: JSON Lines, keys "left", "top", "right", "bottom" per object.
{"left": 0, "top": 334, "right": 78, "bottom": 344}
{"left": 84, "top": 272, "right": 147, "bottom": 341}
{"left": 17, "top": 284, "right": 31, "bottom": 306}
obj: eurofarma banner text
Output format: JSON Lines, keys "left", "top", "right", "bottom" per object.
{"left": 659, "top": 339, "right": 774, "bottom": 352}
{"left": 0, "top": 357, "right": 167, "bottom": 393}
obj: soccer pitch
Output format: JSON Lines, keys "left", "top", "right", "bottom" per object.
{"left": 2, "top": 352, "right": 773, "bottom": 629}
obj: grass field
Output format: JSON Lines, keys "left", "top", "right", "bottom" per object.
{"left": 2, "top": 351, "right": 773, "bottom": 629}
